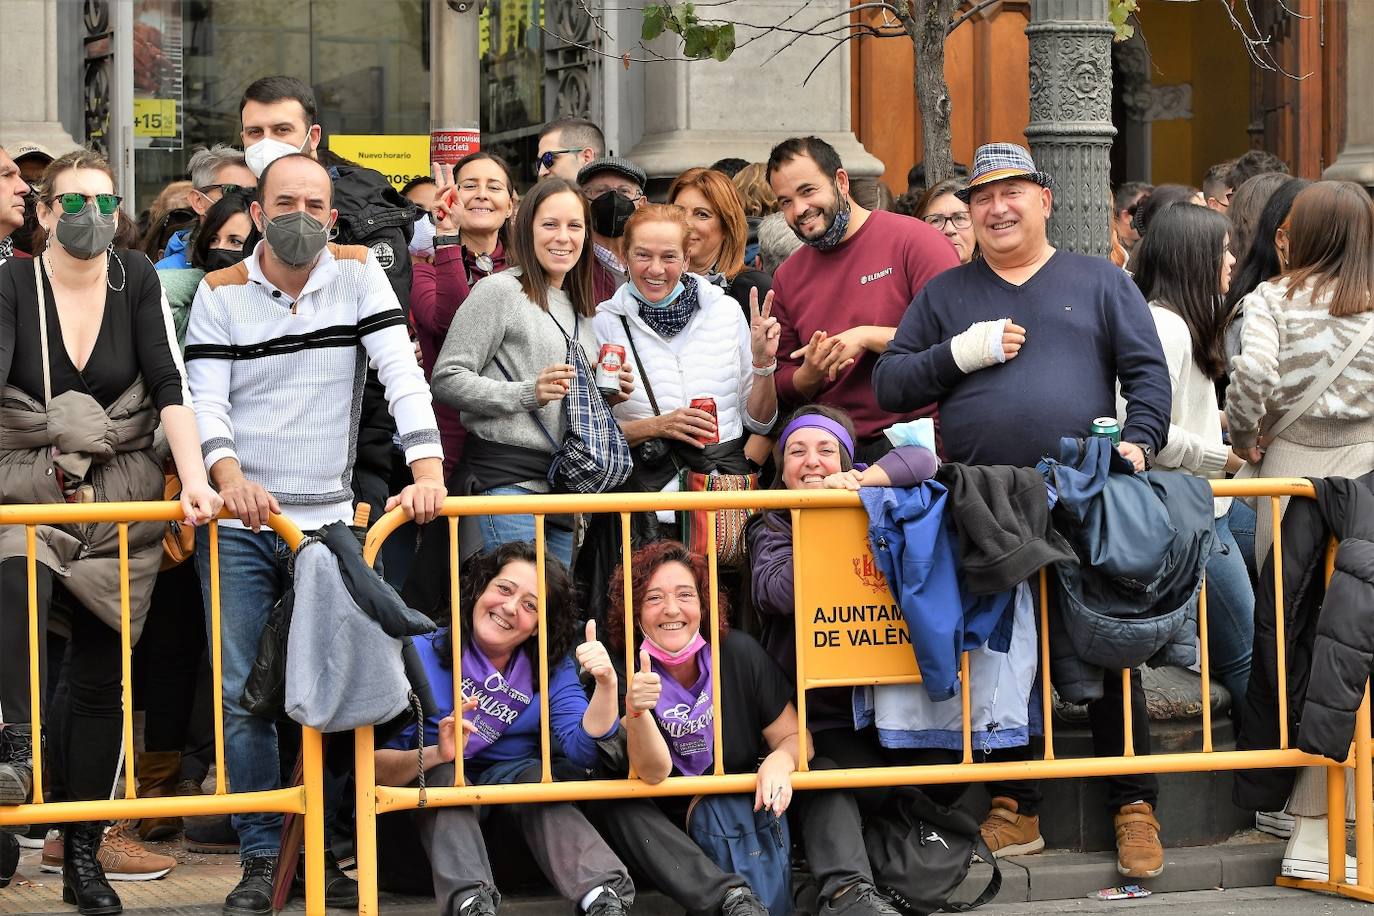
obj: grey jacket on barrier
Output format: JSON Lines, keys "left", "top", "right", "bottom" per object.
{"left": 1039, "top": 437, "right": 1216, "bottom": 703}
{"left": 286, "top": 534, "right": 414, "bottom": 733}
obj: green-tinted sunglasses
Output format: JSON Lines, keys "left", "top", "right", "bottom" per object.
{"left": 53, "top": 192, "right": 122, "bottom": 216}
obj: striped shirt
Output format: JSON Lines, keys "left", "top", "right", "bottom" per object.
{"left": 185, "top": 241, "right": 441, "bottom": 530}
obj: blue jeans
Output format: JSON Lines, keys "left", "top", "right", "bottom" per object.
{"left": 194, "top": 525, "right": 294, "bottom": 861}
{"left": 1204, "top": 510, "right": 1255, "bottom": 725}
{"left": 479, "top": 486, "right": 574, "bottom": 567}
{"left": 1226, "top": 499, "right": 1259, "bottom": 585}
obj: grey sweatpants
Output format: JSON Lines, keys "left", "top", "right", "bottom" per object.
{"left": 413, "top": 761, "right": 635, "bottom": 913}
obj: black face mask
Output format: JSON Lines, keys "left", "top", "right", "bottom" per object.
{"left": 589, "top": 190, "right": 637, "bottom": 238}
{"left": 202, "top": 247, "right": 249, "bottom": 272}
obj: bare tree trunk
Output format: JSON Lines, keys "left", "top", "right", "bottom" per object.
{"left": 903, "top": 0, "right": 956, "bottom": 188}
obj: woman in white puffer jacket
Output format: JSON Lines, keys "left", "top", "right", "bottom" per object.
{"left": 593, "top": 203, "right": 779, "bottom": 528}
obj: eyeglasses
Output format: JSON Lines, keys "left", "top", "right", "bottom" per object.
{"left": 197, "top": 183, "right": 257, "bottom": 199}
{"left": 536, "top": 148, "right": 583, "bottom": 171}
{"left": 53, "top": 192, "right": 122, "bottom": 216}
{"left": 923, "top": 212, "right": 971, "bottom": 231}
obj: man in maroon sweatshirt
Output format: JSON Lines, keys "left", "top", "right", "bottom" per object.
{"left": 766, "top": 137, "right": 958, "bottom": 460}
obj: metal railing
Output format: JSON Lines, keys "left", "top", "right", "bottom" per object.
{"left": 350, "top": 477, "right": 1374, "bottom": 913}
{"left": 0, "top": 503, "right": 326, "bottom": 916}
{"left": 4, "top": 479, "right": 1366, "bottom": 916}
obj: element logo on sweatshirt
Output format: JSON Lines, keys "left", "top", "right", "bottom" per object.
{"left": 859, "top": 267, "right": 894, "bottom": 285}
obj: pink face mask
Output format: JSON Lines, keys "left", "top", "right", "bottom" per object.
{"left": 641, "top": 632, "right": 707, "bottom": 666}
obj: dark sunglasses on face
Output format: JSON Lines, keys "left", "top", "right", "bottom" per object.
{"left": 197, "top": 183, "right": 257, "bottom": 198}
{"left": 53, "top": 192, "right": 122, "bottom": 216}
{"left": 536, "top": 148, "right": 582, "bottom": 171}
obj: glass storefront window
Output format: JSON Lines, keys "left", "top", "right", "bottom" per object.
{"left": 133, "top": 0, "right": 429, "bottom": 214}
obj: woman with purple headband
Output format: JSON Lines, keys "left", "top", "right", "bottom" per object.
{"left": 742, "top": 404, "right": 945, "bottom": 916}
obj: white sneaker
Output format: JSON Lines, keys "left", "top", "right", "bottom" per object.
{"left": 1256, "top": 810, "right": 1294, "bottom": 839}
{"left": 1281, "top": 815, "right": 1357, "bottom": 883}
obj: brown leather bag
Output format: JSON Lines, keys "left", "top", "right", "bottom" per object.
{"left": 161, "top": 473, "right": 196, "bottom": 570}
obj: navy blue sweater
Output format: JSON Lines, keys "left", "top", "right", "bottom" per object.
{"left": 873, "top": 251, "right": 1170, "bottom": 468}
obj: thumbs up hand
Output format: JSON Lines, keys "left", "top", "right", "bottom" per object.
{"left": 628, "top": 647, "right": 662, "bottom": 715}
{"left": 575, "top": 620, "right": 616, "bottom": 686}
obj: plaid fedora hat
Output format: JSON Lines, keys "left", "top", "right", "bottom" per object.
{"left": 955, "top": 143, "right": 1052, "bottom": 202}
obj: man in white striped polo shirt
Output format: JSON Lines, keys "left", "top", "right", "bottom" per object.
{"left": 185, "top": 152, "right": 444, "bottom": 916}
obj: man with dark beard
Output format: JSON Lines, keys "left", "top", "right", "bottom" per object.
{"left": 767, "top": 137, "right": 958, "bottom": 461}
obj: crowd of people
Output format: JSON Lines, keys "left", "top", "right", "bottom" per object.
{"left": 1, "top": 73, "right": 1373, "bottom": 916}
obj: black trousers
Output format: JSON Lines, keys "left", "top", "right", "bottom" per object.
{"left": 590, "top": 795, "right": 745, "bottom": 916}
{"left": 134, "top": 561, "right": 214, "bottom": 783}
{"left": 984, "top": 665, "right": 1158, "bottom": 814}
{"left": 802, "top": 727, "right": 965, "bottom": 900}
{"left": 0, "top": 558, "right": 123, "bottom": 802}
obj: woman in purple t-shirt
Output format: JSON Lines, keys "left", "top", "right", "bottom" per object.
{"left": 373, "top": 542, "right": 634, "bottom": 916}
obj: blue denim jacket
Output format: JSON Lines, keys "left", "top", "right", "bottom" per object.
{"left": 859, "top": 483, "right": 1015, "bottom": 702}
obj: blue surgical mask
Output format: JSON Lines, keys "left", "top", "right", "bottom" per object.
{"left": 630, "top": 279, "right": 685, "bottom": 309}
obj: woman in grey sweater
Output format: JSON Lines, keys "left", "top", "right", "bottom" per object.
{"left": 431, "top": 178, "right": 607, "bottom": 565}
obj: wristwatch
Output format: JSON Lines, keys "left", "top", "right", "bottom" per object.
{"left": 1129, "top": 442, "right": 1154, "bottom": 470}
{"left": 434, "top": 234, "right": 462, "bottom": 248}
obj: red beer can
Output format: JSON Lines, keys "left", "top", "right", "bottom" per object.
{"left": 690, "top": 395, "right": 719, "bottom": 444}
{"left": 596, "top": 344, "right": 626, "bottom": 398}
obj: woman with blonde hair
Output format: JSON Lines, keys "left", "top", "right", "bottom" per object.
{"left": 731, "top": 163, "right": 777, "bottom": 218}
{"left": 0, "top": 149, "right": 220, "bottom": 912}
{"left": 668, "top": 167, "right": 772, "bottom": 314}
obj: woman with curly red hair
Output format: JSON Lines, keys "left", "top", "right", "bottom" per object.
{"left": 589, "top": 541, "right": 900, "bottom": 916}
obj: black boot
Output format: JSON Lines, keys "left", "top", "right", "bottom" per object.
{"left": 292, "top": 849, "right": 359, "bottom": 908}
{"left": 0, "top": 725, "right": 34, "bottom": 805}
{"left": 61, "top": 822, "right": 122, "bottom": 915}
{"left": 224, "top": 855, "right": 275, "bottom": 916}
{"left": 0, "top": 831, "right": 18, "bottom": 888}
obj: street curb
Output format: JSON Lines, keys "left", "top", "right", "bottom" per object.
{"left": 964, "top": 838, "right": 1285, "bottom": 907}
{"left": 3, "top": 839, "right": 1287, "bottom": 914}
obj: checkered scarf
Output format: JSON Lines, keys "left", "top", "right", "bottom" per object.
{"left": 637, "top": 273, "right": 701, "bottom": 340}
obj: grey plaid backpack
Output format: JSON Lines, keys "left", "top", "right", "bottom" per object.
{"left": 495, "top": 310, "right": 633, "bottom": 494}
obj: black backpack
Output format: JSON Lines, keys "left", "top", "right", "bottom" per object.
{"left": 864, "top": 788, "right": 1002, "bottom": 916}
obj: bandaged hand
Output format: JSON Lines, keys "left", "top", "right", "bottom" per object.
{"left": 950, "top": 319, "right": 1025, "bottom": 373}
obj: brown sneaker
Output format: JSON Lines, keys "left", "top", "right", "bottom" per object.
{"left": 39, "top": 828, "right": 62, "bottom": 873}
{"left": 96, "top": 821, "right": 176, "bottom": 880}
{"left": 1114, "top": 803, "right": 1164, "bottom": 878}
{"left": 979, "top": 796, "right": 1045, "bottom": 857}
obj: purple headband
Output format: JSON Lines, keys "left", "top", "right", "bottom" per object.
{"left": 779, "top": 415, "right": 856, "bottom": 461}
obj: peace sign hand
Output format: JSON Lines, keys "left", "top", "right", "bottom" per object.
{"left": 430, "top": 163, "right": 462, "bottom": 233}
{"left": 749, "top": 288, "right": 780, "bottom": 367}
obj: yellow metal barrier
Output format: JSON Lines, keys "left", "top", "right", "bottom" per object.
{"left": 0, "top": 502, "right": 327, "bottom": 916}
{"left": 349, "top": 477, "right": 1373, "bottom": 913}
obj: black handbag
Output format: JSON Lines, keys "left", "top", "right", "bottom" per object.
{"left": 864, "top": 787, "right": 1002, "bottom": 916}
{"left": 241, "top": 588, "right": 295, "bottom": 722}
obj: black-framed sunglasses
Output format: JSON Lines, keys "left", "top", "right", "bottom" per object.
{"left": 923, "top": 212, "right": 971, "bottom": 231}
{"left": 197, "top": 183, "right": 258, "bottom": 199}
{"left": 53, "top": 192, "right": 122, "bottom": 216}
{"left": 536, "top": 148, "right": 582, "bottom": 171}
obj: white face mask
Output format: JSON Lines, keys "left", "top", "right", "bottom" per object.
{"left": 245, "top": 135, "right": 309, "bottom": 178}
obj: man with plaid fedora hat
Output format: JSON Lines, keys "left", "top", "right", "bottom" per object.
{"left": 874, "top": 142, "right": 1172, "bottom": 880}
